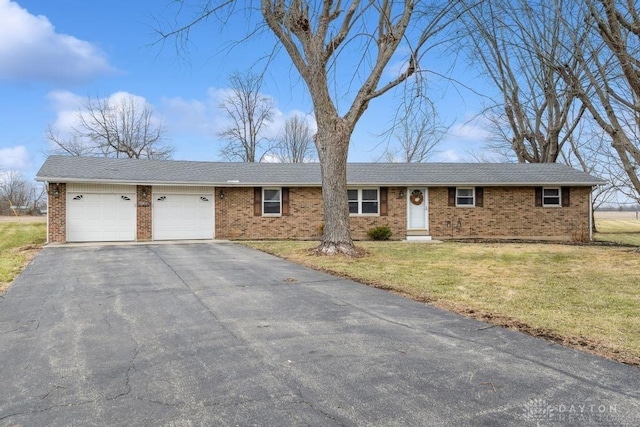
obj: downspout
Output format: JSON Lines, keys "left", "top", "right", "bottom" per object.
{"left": 589, "top": 186, "right": 594, "bottom": 241}
{"left": 45, "top": 182, "right": 50, "bottom": 244}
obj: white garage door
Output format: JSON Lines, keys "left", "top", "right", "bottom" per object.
{"left": 153, "top": 187, "right": 214, "bottom": 240}
{"left": 67, "top": 184, "right": 136, "bottom": 242}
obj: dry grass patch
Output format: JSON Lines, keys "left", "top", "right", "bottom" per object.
{"left": 244, "top": 240, "right": 640, "bottom": 366}
{"left": 0, "top": 221, "right": 46, "bottom": 294}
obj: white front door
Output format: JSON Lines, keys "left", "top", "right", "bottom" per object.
{"left": 407, "top": 188, "right": 428, "bottom": 230}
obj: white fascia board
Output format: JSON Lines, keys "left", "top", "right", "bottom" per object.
{"left": 35, "top": 177, "right": 325, "bottom": 187}
{"left": 35, "top": 176, "right": 605, "bottom": 187}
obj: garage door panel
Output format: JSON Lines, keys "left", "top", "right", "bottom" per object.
{"left": 153, "top": 194, "right": 214, "bottom": 240}
{"left": 67, "top": 193, "right": 136, "bottom": 242}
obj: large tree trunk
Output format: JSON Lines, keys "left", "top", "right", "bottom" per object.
{"left": 314, "top": 117, "right": 357, "bottom": 256}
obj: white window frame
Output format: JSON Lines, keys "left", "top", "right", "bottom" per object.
{"left": 542, "top": 187, "right": 561, "bottom": 207}
{"left": 262, "top": 188, "right": 282, "bottom": 216}
{"left": 348, "top": 188, "right": 380, "bottom": 216}
{"left": 456, "top": 187, "right": 475, "bottom": 207}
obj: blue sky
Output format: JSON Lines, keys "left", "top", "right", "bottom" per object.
{"left": 0, "top": 0, "right": 493, "bottom": 182}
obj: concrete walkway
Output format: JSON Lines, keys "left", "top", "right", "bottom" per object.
{"left": 0, "top": 243, "right": 638, "bottom": 426}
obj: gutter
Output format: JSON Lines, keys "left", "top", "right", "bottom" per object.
{"left": 35, "top": 176, "right": 606, "bottom": 187}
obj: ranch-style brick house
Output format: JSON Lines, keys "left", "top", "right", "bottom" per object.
{"left": 36, "top": 155, "right": 605, "bottom": 244}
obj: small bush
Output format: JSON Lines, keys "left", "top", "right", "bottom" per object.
{"left": 367, "top": 226, "right": 392, "bottom": 241}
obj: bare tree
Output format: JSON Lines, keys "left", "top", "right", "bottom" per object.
{"left": 460, "top": 0, "right": 586, "bottom": 163}
{"left": 161, "top": 1, "right": 462, "bottom": 255}
{"left": 218, "top": 70, "right": 275, "bottom": 162}
{"left": 47, "top": 94, "right": 173, "bottom": 159}
{"left": 556, "top": 0, "right": 640, "bottom": 201}
{"left": 0, "top": 171, "right": 45, "bottom": 215}
{"left": 559, "top": 117, "right": 618, "bottom": 231}
{"left": 273, "top": 114, "right": 316, "bottom": 163}
{"left": 381, "top": 100, "right": 446, "bottom": 163}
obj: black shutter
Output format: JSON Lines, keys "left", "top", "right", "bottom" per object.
{"left": 380, "top": 187, "right": 388, "bottom": 216}
{"left": 535, "top": 187, "right": 542, "bottom": 207}
{"left": 254, "top": 187, "right": 262, "bottom": 216}
{"left": 448, "top": 187, "right": 456, "bottom": 207}
{"left": 475, "top": 187, "right": 484, "bottom": 207}
{"left": 562, "top": 187, "right": 570, "bottom": 207}
{"left": 282, "top": 187, "right": 290, "bottom": 215}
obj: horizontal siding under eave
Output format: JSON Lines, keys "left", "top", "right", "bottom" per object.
{"left": 67, "top": 183, "right": 137, "bottom": 193}
{"left": 153, "top": 186, "right": 216, "bottom": 194}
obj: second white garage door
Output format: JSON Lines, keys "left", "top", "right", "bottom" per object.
{"left": 153, "top": 187, "right": 214, "bottom": 240}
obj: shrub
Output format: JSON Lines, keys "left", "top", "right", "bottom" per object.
{"left": 367, "top": 226, "right": 392, "bottom": 241}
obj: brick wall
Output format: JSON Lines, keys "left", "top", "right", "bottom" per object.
{"left": 46, "top": 183, "right": 592, "bottom": 243}
{"left": 215, "top": 187, "right": 407, "bottom": 240}
{"left": 350, "top": 187, "right": 406, "bottom": 240}
{"left": 429, "top": 186, "right": 591, "bottom": 240}
{"left": 136, "top": 185, "right": 152, "bottom": 240}
{"left": 47, "top": 183, "right": 66, "bottom": 243}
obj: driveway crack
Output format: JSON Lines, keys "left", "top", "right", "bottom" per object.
{"left": 107, "top": 345, "right": 138, "bottom": 401}
{"left": 145, "top": 246, "right": 244, "bottom": 342}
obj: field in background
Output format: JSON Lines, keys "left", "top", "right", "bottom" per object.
{"left": 0, "top": 215, "right": 46, "bottom": 223}
{"left": 595, "top": 210, "right": 640, "bottom": 245}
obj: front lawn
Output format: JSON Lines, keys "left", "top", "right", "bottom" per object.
{"left": 244, "top": 240, "right": 640, "bottom": 366}
{"left": 0, "top": 221, "right": 46, "bottom": 294}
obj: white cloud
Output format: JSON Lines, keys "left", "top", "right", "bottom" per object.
{"left": 47, "top": 91, "right": 162, "bottom": 145}
{"left": 448, "top": 118, "right": 492, "bottom": 142}
{"left": 162, "top": 91, "right": 222, "bottom": 137}
{"left": 0, "top": 145, "right": 30, "bottom": 169}
{"left": 0, "top": 0, "right": 116, "bottom": 83}
{"left": 162, "top": 89, "right": 317, "bottom": 141}
{"left": 263, "top": 109, "right": 317, "bottom": 141}
{"left": 433, "top": 149, "right": 465, "bottom": 162}
{"left": 47, "top": 90, "right": 84, "bottom": 133}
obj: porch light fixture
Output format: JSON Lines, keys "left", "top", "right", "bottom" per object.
{"left": 52, "top": 184, "right": 60, "bottom": 197}
{"left": 398, "top": 190, "right": 404, "bottom": 199}
{"left": 219, "top": 190, "right": 225, "bottom": 200}
{"left": 142, "top": 189, "right": 147, "bottom": 198}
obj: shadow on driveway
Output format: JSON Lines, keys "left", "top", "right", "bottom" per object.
{"left": 0, "top": 243, "right": 638, "bottom": 426}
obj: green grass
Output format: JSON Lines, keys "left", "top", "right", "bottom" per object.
{"left": 594, "top": 233, "right": 640, "bottom": 246}
{"left": 244, "top": 240, "right": 640, "bottom": 365}
{"left": 594, "top": 217, "right": 640, "bottom": 246}
{"left": 0, "top": 221, "right": 46, "bottom": 293}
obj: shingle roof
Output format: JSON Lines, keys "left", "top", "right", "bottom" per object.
{"left": 35, "top": 155, "right": 605, "bottom": 186}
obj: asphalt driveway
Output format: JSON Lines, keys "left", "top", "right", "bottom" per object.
{"left": 0, "top": 243, "right": 638, "bottom": 426}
